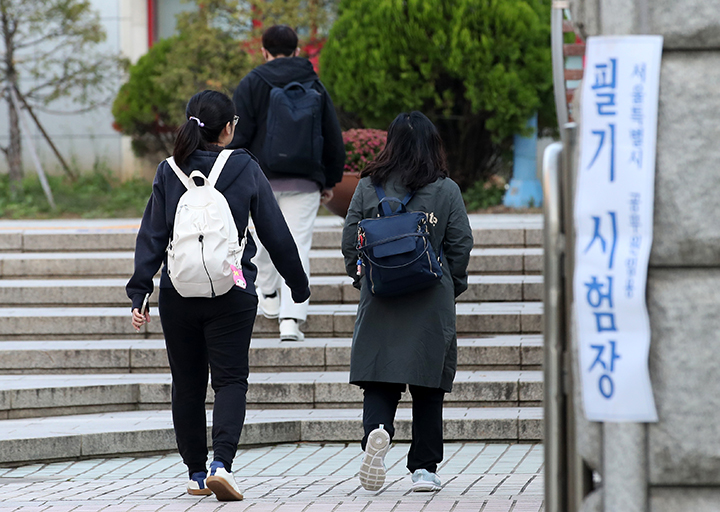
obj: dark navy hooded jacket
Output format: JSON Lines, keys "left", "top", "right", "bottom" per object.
{"left": 126, "top": 147, "right": 310, "bottom": 310}
{"left": 229, "top": 57, "right": 345, "bottom": 189}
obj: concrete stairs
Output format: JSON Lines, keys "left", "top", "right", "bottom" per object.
{"left": 0, "top": 215, "right": 544, "bottom": 465}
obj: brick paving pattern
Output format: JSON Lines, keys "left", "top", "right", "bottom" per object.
{"left": 0, "top": 443, "right": 543, "bottom": 512}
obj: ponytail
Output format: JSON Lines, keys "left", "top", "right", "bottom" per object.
{"left": 172, "top": 90, "right": 235, "bottom": 167}
{"left": 173, "top": 119, "right": 203, "bottom": 167}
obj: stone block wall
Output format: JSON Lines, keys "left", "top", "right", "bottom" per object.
{"left": 569, "top": 1, "right": 720, "bottom": 510}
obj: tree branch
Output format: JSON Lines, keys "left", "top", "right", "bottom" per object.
{"left": 14, "top": 29, "right": 68, "bottom": 49}
{"left": 21, "top": 59, "right": 111, "bottom": 99}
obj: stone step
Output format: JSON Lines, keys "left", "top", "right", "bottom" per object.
{"left": 0, "top": 303, "right": 543, "bottom": 340}
{"left": 0, "top": 406, "right": 543, "bottom": 464}
{"left": 0, "top": 275, "right": 544, "bottom": 306}
{"left": 0, "top": 215, "right": 542, "bottom": 253}
{"left": 0, "top": 247, "right": 542, "bottom": 278}
{"left": 0, "top": 371, "right": 542, "bottom": 420}
{"left": 0, "top": 336, "right": 543, "bottom": 374}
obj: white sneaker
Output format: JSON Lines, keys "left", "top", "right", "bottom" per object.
{"left": 205, "top": 461, "right": 243, "bottom": 501}
{"left": 280, "top": 319, "right": 305, "bottom": 341}
{"left": 258, "top": 292, "right": 280, "bottom": 319}
{"left": 359, "top": 425, "right": 391, "bottom": 491}
{"left": 187, "top": 471, "right": 212, "bottom": 496}
{"left": 411, "top": 468, "right": 442, "bottom": 492}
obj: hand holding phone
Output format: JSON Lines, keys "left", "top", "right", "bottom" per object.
{"left": 131, "top": 293, "right": 151, "bottom": 332}
{"left": 140, "top": 293, "right": 150, "bottom": 315}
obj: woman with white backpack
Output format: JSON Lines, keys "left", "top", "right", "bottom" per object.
{"left": 126, "top": 90, "right": 310, "bottom": 501}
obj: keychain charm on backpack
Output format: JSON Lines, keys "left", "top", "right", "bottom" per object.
{"left": 230, "top": 226, "right": 250, "bottom": 289}
{"left": 231, "top": 264, "right": 247, "bottom": 289}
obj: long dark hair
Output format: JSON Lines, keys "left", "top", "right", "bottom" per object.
{"left": 173, "top": 90, "right": 235, "bottom": 167}
{"left": 361, "top": 111, "right": 448, "bottom": 190}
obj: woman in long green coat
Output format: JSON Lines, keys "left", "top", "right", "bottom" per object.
{"left": 341, "top": 112, "right": 474, "bottom": 493}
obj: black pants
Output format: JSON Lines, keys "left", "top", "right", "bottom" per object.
{"left": 159, "top": 287, "right": 257, "bottom": 477}
{"left": 360, "top": 382, "right": 445, "bottom": 473}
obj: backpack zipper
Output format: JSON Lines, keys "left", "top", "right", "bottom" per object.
{"left": 420, "top": 217, "right": 439, "bottom": 276}
{"left": 427, "top": 251, "right": 438, "bottom": 278}
{"left": 198, "top": 234, "right": 216, "bottom": 297}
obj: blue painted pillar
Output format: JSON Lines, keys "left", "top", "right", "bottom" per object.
{"left": 503, "top": 113, "right": 543, "bottom": 208}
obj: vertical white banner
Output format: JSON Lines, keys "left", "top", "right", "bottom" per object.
{"left": 575, "top": 36, "right": 662, "bottom": 422}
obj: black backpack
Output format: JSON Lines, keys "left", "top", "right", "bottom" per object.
{"left": 356, "top": 185, "right": 443, "bottom": 297}
{"left": 255, "top": 71, "right": 324, "bottom": 176}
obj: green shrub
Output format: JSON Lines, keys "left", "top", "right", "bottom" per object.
{"left": 342, "top": 129, "right": 387, "bottom": 174}
{"left": 321, "top": 0, "right": 553, "bottom": 190}
{"left": 112, "top": 37, "right": 176, "bottom": 159}
{"left": 462, "top": 176, "right": 507, "bottom": 211}
{"left": 112, "top": 2, "right": 254, "bottom": 162}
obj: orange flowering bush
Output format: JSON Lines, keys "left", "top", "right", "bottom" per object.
{"left": 342, "top": 129, "right": 387, "bottom": 174}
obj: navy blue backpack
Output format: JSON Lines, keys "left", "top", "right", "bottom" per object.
{"left": 356, "top": 185, "right": 443, "bottom": 297}
{"left": 254, "top": 71, "right": 324, "bottom": 177}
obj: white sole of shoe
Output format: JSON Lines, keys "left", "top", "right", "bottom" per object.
{"left": 187, "top": 487, "right": 213, "bottom": 496}
{"left": 206, "top": 476, "right": 243, "bottom": 501}
{"left": 280, "top": 333, "right": 304, "bottom": 341}
{"left": 411, "top": 481, "right": 441, "bottom": 492}
{"left": 359, "top": 428, "right": 391, "bottom": 492}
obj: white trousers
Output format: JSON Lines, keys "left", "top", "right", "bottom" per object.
{"left": 254, "top": 189, "right": 320, "bottom": 322}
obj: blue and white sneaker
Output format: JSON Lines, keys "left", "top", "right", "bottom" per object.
{"left": 359, "top": 425, "right": 391, "bottom": 491}
{"left": 205, "top": 460, "right": 243, "bottom": 501}
{"left": 411, "top": 468, "right": 442, "bottom": 492}
{"left": 187, "top": 471, "right": 212, "bottom": 496}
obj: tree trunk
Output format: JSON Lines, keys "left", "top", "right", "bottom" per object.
{"left": 6, "top": 83, "right": 23, "bottom": 183}
{"left": 1, "top": 4, "right": 23, "bottom": 183}
{"left": 429, "top": 76, "right": 502, "bottom": 192}
{"left": 437, "top": 114, "right": 500, "bottom": 192}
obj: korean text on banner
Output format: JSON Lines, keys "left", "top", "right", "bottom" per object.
{"left": 575, "top": 35, "right": 663, "bottom": 423}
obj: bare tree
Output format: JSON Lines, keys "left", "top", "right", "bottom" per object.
{"left": 0, "top": 0, "right": 122, "bottom": 183}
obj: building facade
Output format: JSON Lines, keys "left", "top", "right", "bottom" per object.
{"left": 0, "top": 0, "right": 189, "bottom": 179}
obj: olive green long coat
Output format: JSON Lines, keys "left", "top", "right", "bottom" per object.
{"left": 341, "top": 176, "right": 473, "bottom": 392}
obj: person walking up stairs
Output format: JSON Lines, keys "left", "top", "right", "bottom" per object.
{"left": 229, "top": 24, "right": 345, "bottom": 342}
{"left": 126, "top": 90, "right": 311, "bottom": 501}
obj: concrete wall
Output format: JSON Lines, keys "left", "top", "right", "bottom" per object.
{"left": 569, "top": 1, "right": 720, "bottom": 510}
{"left": 0, "top": 0, "right": 152, "bottom": 179}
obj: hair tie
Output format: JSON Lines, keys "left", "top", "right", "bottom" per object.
{"left": 189, "top": 116, "right": 205, "bottom": 127}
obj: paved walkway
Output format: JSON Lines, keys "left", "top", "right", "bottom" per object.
{"left": 0, "top": 443, "right": 543, "bottom": 511}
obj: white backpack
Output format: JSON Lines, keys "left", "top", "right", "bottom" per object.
{"left": 165, "top": 149, "right": 248, "bottom": 298}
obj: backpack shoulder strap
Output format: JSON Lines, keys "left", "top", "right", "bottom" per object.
{"left": 208, "top": 149, "right": 234, "bottom": 187}
{"left": 374, "top": 184, "right": 415, "bottom": 216}
{"left": 253, "top": 70, "right": 276, "bottom": 89}
{"left": 166, "top": 157, "right": 189, "bottom": 190}
{"left": 401, "top": 191, "right": 415, "bottom": 205}
{"left": 374, "top": 184, "right": 392, "bottom": 217}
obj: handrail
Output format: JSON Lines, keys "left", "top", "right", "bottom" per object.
{"left": 543, "top": 142, "right": 566, "bottom": 512}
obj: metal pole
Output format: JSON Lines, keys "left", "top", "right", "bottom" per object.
{"left": 543, "top": 141, "right": 566, "bottom": 512}
{"left": 7, "top": 84, "right": 56, "bottom": 209}
{"left": 561, "top": 122, "right": 592, "bottom": 511}
{"left": 551, "top": 3, "right": 570, "bottom": 130}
